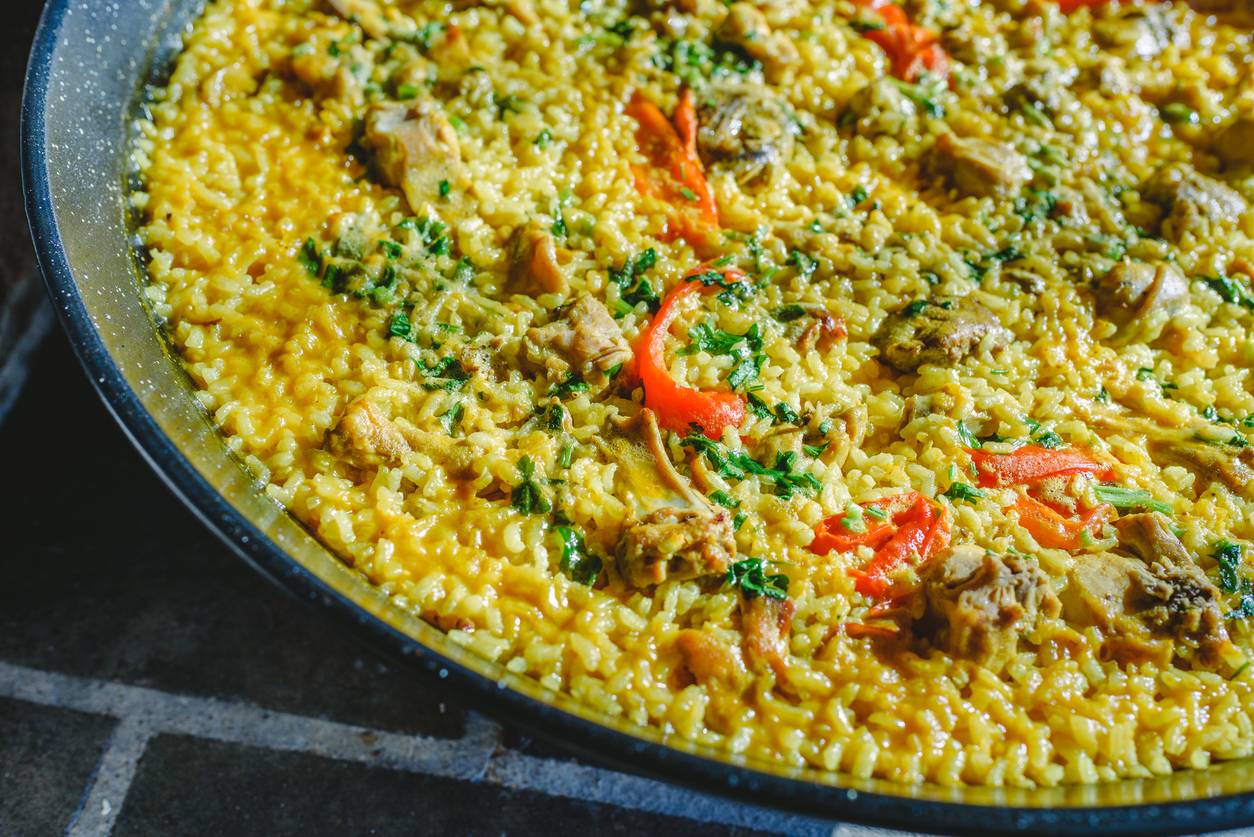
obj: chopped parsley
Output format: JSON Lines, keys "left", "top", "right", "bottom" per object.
{"left": 726, "top": 558, "right": 789, "bottom": 600}
{"left": 297, "top": 238, "right": 322, "bottom": 275}
{"left": 679, "top": 187, "right": 699, "bottom": 201}
{"left": 681, "top": 431, "right": 822, "bottom": 498}
{"left": 388, "top": 313, "right": 415, "bottom": 342}
{"left": 1203, "top": 273, "right": 1254, "bottom": 311}
{"left": 439, "top": 401, "right": 465, "bottom": 435}
{"left": 438, "top": 179, "right": 451, "bottom": 198}
{"left": 788, "top": 250, "right": 817, "bottom": 280}
{"left": 550, "top": 374, "right": 591, "bottom": 399}
{"left": 941, "top": 481, "right": 986, "bottom": 504}
{"left": 553, "top": 526, "right": 602, "bottom": 585}
{"left": 419, "top": 356, "right": 470, "bottom": 391}
{"left": 453, "top": 256, "right": 474, "bottom": 283}
{"left": 955, "top": 421, "right": 980, "bottom": 449}
{"left": 379, "top": 240, "right": 402, "bottom": 259}
{"left": 802, "top": 442, "right": 829, "bottom": 458}
{"left": 1215, "top": 541, "right": 1243, "bottom": 594}
{"left": 709, "top": 490, "right": 741, "bottom": 509}
{"left": 511, "top": 456, "right": 552, "bottom": 515}
{"left": 533, "top": 128, "right": 553, "bottom": 147}
{"left": 1160, "top": 103, "right": 1199, "bottom": 125}
{"left": 609, "top": 249, "right": 660, "bottom": 314}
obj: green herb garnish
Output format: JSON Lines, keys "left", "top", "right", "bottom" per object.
{"left": 511, "top": 456, "right": 552, "bottom": 515}
{"left": 726, "top": 558, "right": 789, "bottom": 600}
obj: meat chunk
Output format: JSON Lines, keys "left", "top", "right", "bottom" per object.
{"left": 1062, "top": 515, "right": 1237, "bottom": 669}
{"left": 871, "top": 296, "right": 1011, "bottom": 372}
{"left": 364, "top": 100, "right": 469, "bottom": 218}
{"left": 619, "top": 507, "right": 738, "bottom": 587}
{"left": 1212, "top": 114, "right": 1254, "bottom": 169}
{"left": 742, "top": 595, "right": 795, "bottom": 679}
{"left": 675, "top": 630, "right": 745, "bottom": 691}
{"left": 843, "top": 78, "right": 917, "bottom": 138}
{"left": 1114, "top": 513, "right": 1193, "bottom": 568}
{"left": 504, "top": 224, "right": 566, "bottom": 296}
{"left": 1140, "top": 163, "right": 1247, "bottom": 243}
{"left": 330, "top": 399, "right": 412, "bottom": 467}
{"left": 921, "top": 545, "right": 1061, "bottom": 670}
{"left": 926, "top": 133, "right": 1031, "bottom": 200}
{"left": 696, "top": 85, "right": 797, "bottom": 186}
{"left": 329, "top": 396, "right": 480, "bottom": 476}
{"left": 772, "top": 303, "right": 845, "bottom": 353}
{"left": 523, "top": 294, "right": 631, "bottom": 390}
{"left": 1148, "top": 436, "right": 1254, "bottom": 498}
{"left": 1093, "top": 261, "right": 1188, "bottom": 332}
{"left": 599, "top": 409, "right": 738, "bottom": 587}
{"left": 714, "top": 3, "right": 798, "bottom": 73}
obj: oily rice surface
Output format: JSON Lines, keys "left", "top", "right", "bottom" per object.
{"left": 135, "top": 0, "right": 1254, "bottom": 787}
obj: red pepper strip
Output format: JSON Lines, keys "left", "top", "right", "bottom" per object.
{"left": 966, "top": 445, "right": 1114, "bottom": 489}
{"left": 624, "top": 89, "right": 719, "bottom": 245}
{"left": 635, "top": 265, "right": 748, "bottom": 439}
{"left": 809, "top": 491, "right": 922, "bottom": 556}
{"left": 853, "top": 499, "right": 950, "bottom": 597}
{"left": 865, "top": 24, "right": 950, "bottom": 83}
{"left": 850, "top": 0, "right": 949, "bottom": 83}
{"left": 809, "top": 491, "right": 950, "bottom": 596}
{"left": 1012, "top": 494, "right": 1117, "bottom": 550}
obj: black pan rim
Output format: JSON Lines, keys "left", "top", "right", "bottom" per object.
{"left": 18, "top": 0, "right": 1254, "bottom": 832}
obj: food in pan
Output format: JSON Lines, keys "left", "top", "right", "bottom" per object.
{"left": 134, "top": 0, "right": 1254, "bottom": 787}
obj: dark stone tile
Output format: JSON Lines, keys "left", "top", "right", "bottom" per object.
{"left": 114, "top": 734, "right": 778, "bottom": 837}
{"left": 0, "top": 335, "right": 464, "bottom": 738}
{"left": 0, "top": 696, "right": 115, "bottom": 837}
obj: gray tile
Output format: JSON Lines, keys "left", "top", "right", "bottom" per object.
{"left": 0, "top": 335, "right": 464, "bottom": 739}
{"left": 114, "top": 734, "right": 780, "bottom": 837}
{"left": 0, "top": 696, "right": 115, "bottom": 837}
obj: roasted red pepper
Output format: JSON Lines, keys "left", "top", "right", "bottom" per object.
{"left": 635, "top": 265, "right": 748, "bottom": 438}
{"left": 1011, "top": 493, "right": 1117, "bottom": 550}
{"left": 624, "top": 89, "right": 718, "bottom": 245}
{"left": 810, "top": 491, "right": 950, "bottom": 597}
{"left": 967, "top": 445, "right": 1113, "bottom": 488}
{"left": 851, "top": 0, "right": 950, "bottom": 82}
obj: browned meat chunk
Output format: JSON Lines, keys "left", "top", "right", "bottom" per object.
{"left": 364, "top": 99, "right": 468, "bottom": 218}
{"left": 926, "top": 133, "right": 1031, "bottom": 199}
{"left": 1212, "top": 114, "right": 1254, "bottom": 169}
{"left": 505, "top": 224, "right": 566, "bottom": 296}
{"left": 1140, "top": 163, "right": 1247, "bottom": 243}
{"left": 696, "top": 85, "right": 797, "bottom": 186}
{"left": 329, "top": 397, "right": 480, "bottom": 476}
{"left": 773, "top": 303, "right": 846, "bottom": 354}
{"left": 1062, "top": 515, "right": 1239, "bottom": 670}
{"left": 523, "top": 294, "right": 631, "bottom": 389}
{"left": 287, "top": 49, "right": 363, "bottom": 105}
{"left": 872, "top": 296, "right": 1011, "bottom": 373}
{"left": 714, "top": 3, "right": 798, "bottom": 73}
{"left": 1114, "top": 513, "right": 1193, "bottom": 567}
{"left": 921, "top": 545, "right": 1061, "bottom": 670}
{"left": 675, "top": 630, "right": 745, "bottom": 691}
{"left": 330, "top": 399, "right": 412, "bottom": 467}
{"left": 619, "top": 507, "right": 738, "bottom": 587}
{"left": 1093, "top": 261, "right": 1188, "bottom": 329}
{"left": 1148, "top": 436, "right": 1254, "bottom": 498}
{"left": 742, "top": 595, "right": 795, "bottom": 679}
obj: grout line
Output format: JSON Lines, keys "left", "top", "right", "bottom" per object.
{"left": 0, "top": 661, "right": 840, "bottom": 836}
{"left": 64, "top": 718, "right": 151, "bottom": 837}
{"left": 0, "top": 661, "right": 497, "bottom": 782}
{"left": 485, "top": 750, "right": 841, "bottom": 837}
